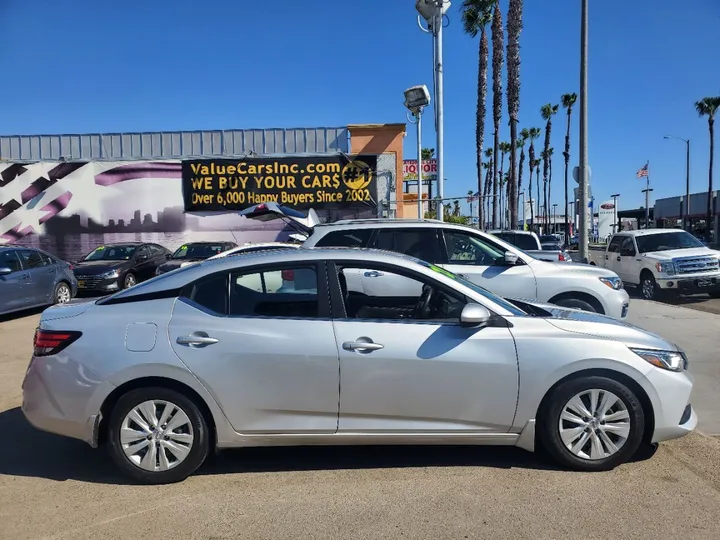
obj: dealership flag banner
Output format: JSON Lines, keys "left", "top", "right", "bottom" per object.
{"left": 182, "top": 154, "right": 378, "bottom": 212}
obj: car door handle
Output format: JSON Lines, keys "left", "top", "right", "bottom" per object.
{"left": 342, "top": 341, "right": 384, "bottom": 352}
{"left": 21, "top": 273, "right": 30, "bottom": 280}
{"left": 616, "top": 257, "right": 621, "bottom": 261}
{"left": 176, "top": 334, "right": 219, "bottom": 347}
{"left": 605, "top": 255, "right": 609, "bottom": 259}
{"left": 363, "top": 271, "right": 383, "bottom": 278}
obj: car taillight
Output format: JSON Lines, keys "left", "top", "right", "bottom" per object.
{"left": 33, "top": 329, "right": 82, "bottom": 357}
{"left": 558, "top": 253, "right": 567, "bottom": 261}
{"left": 68, "top": 264, "right": 75, "bottom": 270}
{"left": 281, "top": 269, "right": 295, "bottom": 281}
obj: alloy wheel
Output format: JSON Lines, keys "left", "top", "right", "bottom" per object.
{"left": 124, "top": 274, "right": 136, "bottom": 288}
{"left": 120, "top": 400, "right": 194, "bottom": 472}
{"left": 56, "top": 284, "right": 71, "bottom": 303}
{"left": 558, "top": 389, "right": 630, "bottom": 460}
{"left": 641, "top": 278, "right": 654, "bottom": 300}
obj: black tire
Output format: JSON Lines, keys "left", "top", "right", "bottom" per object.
{"left": 640, "top": 272, "right": 657, "bottom": 300}
{"left": 553, "top": 297, "right": 597, "bottom": 313}
{"left": 107, "top": 387, "right": 210, "bottom": 484}
{"left": 53, "top": 281, "right": 72, "bottom": 304}
{"left": 710, "top": 290, "right": 720, "bottom": 299}
{"left": 123, "top": 272, "right": 137, "bottom": 289}
{"left": 539, "top": 376, "right": 644, "bottom": 472}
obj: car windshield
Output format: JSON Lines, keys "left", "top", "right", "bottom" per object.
{"left": 173, "top": 244, "right": 227, "bottom": 260}
{"left": 418, "top": 260, "right": 527, "bottom": 316}
{"left": 83, "top": 245, "right": 137, "bottom": 261}
{"left": 540, "top": 235, "right": 559, "bottom": 243}
{"left": 636, "top": 232, "right": 705, "bottom": 253}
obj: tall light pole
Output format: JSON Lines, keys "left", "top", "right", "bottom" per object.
{"left": 578, "top": 0, "right": 590, "bottom": 262}
{"left": 404, "top": 85, "right": 431, "bottom": 220}
{"left": 664, "top": 135, "right": 691, "bottom": 231}
{"left": 642, "top": 187, "right": 654, "bottom": 228}
{"left": 519, "top": 190, "right": 526, "bottom": 230}
{"left": 416, "top": 0, "right": 450, "bottom": 221}
{"left": 611, "top": 193, "right": 620, "bottom": 234}
{"left": 552, "top": 203, "right": 558, "bottom": 233}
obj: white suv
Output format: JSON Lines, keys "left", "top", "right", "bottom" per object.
{"left": 240, "top": 204, "right": 630, "bottom": 319}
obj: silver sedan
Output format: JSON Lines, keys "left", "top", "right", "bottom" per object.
{"left": 21, "top": 248, "right": 696, "bottom": 484}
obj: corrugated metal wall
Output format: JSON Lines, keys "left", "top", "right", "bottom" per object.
{"left": 0, "top": 127, "right": 349, "bottom": 161}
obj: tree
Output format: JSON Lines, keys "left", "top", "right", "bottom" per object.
{"left": 506, "top": 0, "right": 523, "bottom": 231}
{"left": 535, "top": 157, "right": 542, "bottom": 230}
{"left": 498, "top": 142, "right": 510, "bottom": 228}
{"left": 546, "top": 147, "right": 555, "bottom": 229}
{"left": 695, "top": 96, "right": 720, "bottom": 241}
{"left": 561, "top": 93, "right": 577, "bottom": 243}
{"left": 526, "top": 127, "right": 541, "bottom": 228}
{"left": 518, "top": 129, "right": 529, "bottom": 221}
{"left": 461, "top": 1, "right": 494, "bottom": 234}
{"left": 421, "top": 148, "right": 435, "bottom": 160}
{"left": 483, "top": 148, "right": 494, "bottom": 229}
{"left": 540, "top": 104, "right": 559, "bottom": 229}
{"left": 491, "top": 1, "right": 504, "bottom": 228}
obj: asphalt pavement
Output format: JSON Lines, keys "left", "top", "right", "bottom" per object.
{"left": 1, "top": 303, "right": 720, "bottom": 539}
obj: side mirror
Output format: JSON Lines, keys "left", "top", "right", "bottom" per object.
{"left": 504, "top": 251, "right": 519, "bottom": 265}
{"left": 138, "top": 254, "right": 148, "bottom": 261}
{"left": 165, "top": 253, "right": 172, "bottom": 260}
{"left": 0, "top": 266, "right": 12, "bottom": 276}
{"left": 459, "top": 304, "right": 492, "bottom": 327}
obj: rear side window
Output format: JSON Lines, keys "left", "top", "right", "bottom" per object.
{"left": 512, "top": 234, "right": 539, "bottom": 251}
{"left": 183, "top": 273, "right": 229, "bottom": 314}
{"left": 19, "top": 250, "right": 50, "bottom": 269}
{"left": 314, "top": 229, "right": 373, "bottom": 248}
{"left": 230, "top": 265, "right": 319, "bottom": 318}
{"left": 374, "top": 229, "right": 442, "bottom": 262}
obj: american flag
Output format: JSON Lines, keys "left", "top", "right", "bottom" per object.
{"left": 637, "top": 163, "right": 649, "bottom": 178}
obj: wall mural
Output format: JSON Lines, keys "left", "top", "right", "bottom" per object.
{"left": 0, "top": 160, "right": 375, "bottom": 262}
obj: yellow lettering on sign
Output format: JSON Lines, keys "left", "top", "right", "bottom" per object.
{"left": 192, "top": 193, "right": 215, "bottom": 205}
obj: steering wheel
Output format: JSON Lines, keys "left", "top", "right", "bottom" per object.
{"left": 414, "top": 284, "right": 434, "bottom": 318}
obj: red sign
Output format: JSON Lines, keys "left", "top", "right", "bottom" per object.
{"left": 600, "top": 203, "right": 615, "bottom": 210}
{"left": 403, "top": 159, "right": 437, "bottom": 181}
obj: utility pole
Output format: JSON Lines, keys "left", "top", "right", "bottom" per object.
{"left": 642, "top": 187, "right": 654, "bottom": 229}
{"left": 578, "top": 0, "right": 590, "bottom": 262}
{"left": 611, "top": 193, "right": 620, "bottom": 234}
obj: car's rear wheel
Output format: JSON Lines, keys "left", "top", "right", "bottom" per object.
{"left": 123, "top": 272, "right": 136, "bottom": 289}
{"left": 553, "top": 298, "right": 597, "bottom": 313}
{"left": 539, "top": 376, "right": 644, "bottom": 471}
{"left": 107, "top": 387, "right": 210, "bottom": 484}
{"left": 53, "top": 282, "right": 71, "bottom": 304}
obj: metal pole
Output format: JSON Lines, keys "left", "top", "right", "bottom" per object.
{"left": 434, "top": 4, "right": 445, "bottom": 222}
{"left": 521, "top": 191, "right": 526, "bottom": 230}
{"left": 645, "top": 171, "right": 650, "bottom": 228}
{"left": 578, "top": 0, "right": 590, "bottom": 262}
{"left": 416, "top": 111, "right": 423, "bottom": 220}
{"left": 686, "top": 140, "right": 691, "bottom": 231}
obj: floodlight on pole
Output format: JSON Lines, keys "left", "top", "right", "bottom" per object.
{"left": 415, "top": 0, "right": 450, "bottom": 222}
{"left": 404, "top": 85, "right": 431, "bottom": 220}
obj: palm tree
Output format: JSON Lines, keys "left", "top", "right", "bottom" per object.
{"left": 421, "top": 148, "right": 435, "bottom": 160}
{"left": 535, "top": 157, "right": 542, "bottom": 230}
{"left": 518, "top": 129, "right": 529, "bottom": 220}
{"left": 462, "top": 1, "right": 494, "bottom": 232}
{"left": 546, "top": 147, "right": 555, "bottom": 229}
{"left": 483, "top": 147, "right": 494, "bottom": 228}
{"left": 540, "top": 103, "right": 559, "bottom": 229}
{"left": 506, "top": 0, "right": 523, "bottom": 230}
{"left": 491, "top": 1, "right": 504, "bottom": 228}
{"left": 498, "top": 142, "right": 510, "bottom": 227}
{"left": 561, "top": 93, "right": 577, "bottom": 243}
{"left": 526, "top": 127, "right": 541, "bottom": 229}
{"left": 695, "top": 96, "right": 720, "bottom": 241}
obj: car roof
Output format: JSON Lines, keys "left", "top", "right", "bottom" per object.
{"left": 615, "top": 229, "right": 686, "bottom": 237}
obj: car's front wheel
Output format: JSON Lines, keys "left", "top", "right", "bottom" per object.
{"left": 123, "top": 272, "right": 136, "bottom": 289}
{"left": 107, "top": 387, "right": 210, "bottom": 484}
{"left": 539, "top": 376, "right": 645, "bottom": 471}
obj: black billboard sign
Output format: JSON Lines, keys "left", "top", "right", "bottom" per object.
{"left": 182, "top": 154, "right": 377, "bottom": 212}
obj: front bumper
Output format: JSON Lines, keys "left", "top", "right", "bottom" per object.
{"left": 22, "top": 354, "right": 110, "bottom": 447}
{"left": 656, "top": 273, "right": 720, "bottom": 294}
{"left": 74, "top": 274, "right": 121, "bottom": 293}
{"left": 645, "top": 366, "right": 697, "bottom": 443}
{"left": 603, "top": 288, "right": 631, "bottom": 319}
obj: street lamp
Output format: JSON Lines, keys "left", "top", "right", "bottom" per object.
{"left": 641, "top": 187, "right": 654, "bottom": 229}
{"left": 664, "top": 135, "right": 691, "bottom": 231}
{"left": 519, "top": 190, "right": 526, "bottom": 230}
{"left": 404, "top": 85, "right": 431, "bottom": 220}
{"left": 552, "top": 203, "right": 558, "bottom": 233}
{"left": 611, "top": 193, "right": 620, "bottom": 234}
{"left": 416, "top": 0, "right": 450, "bottom": 222}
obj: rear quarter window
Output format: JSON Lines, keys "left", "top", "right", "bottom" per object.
{"left": 314, "top": 229, "right": 373, "bottom": 248}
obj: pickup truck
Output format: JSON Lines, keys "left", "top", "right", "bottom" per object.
{"left": 239, "top": 203, "right": 631, "bottom": 319}
{"left": 588, "top": 229, "right": 720, "bottom": 300}
{"left": 488, "top": 230, "right": 572, "bottom": 263}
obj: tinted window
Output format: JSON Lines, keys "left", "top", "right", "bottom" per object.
{"left": 230, "top": 266, "right": 319, "bottom": 318}
{"left": 443, "top": 230, "right": 505, "bottom": 265}
{"left": 0, "top": 250, "right": 22, "bottom": 273}
{"left": 19, "top": 250, "right": 49, "bottom": 269}
{"left": 149, "top": 244, "right": 166, "bottom": 256}
{"left": 374, "top": 229, "right": 442, "bottom": 262}
{"left": 184, "top": 273, "right": 228, "bottom": 314}
{"left": 40, "top": 252, "right": 56, "bottom": 265}
{"left": 314, "top": 229, "right": 373, "bottom": 248}
{"left": 607, "top": 236, "right": 624, "bottom": 253}
{"left": 512, "top": 234, "right": 540, "bottom": 251}
{"left": 620, "top": 237, "right": 636, "bottom": 256}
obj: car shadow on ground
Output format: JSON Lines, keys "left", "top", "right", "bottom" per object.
{"left": 0, "top": 306, "right": 45, "bottom": 323}
{"left": 0, "top": 407, "right": 658, "bottom": 484}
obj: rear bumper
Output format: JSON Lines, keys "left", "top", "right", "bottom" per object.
{"left": 21, "top": 354, "right": 110, "bottom": 446}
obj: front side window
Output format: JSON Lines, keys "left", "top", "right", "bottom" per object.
{"left": 230, "top": 265, "right": 319, "bottom": 318}
{"left": 374, "top": 229, "right": 442, "bottom": 262}
{"left": 607, "top": 236, "right": 624, "bottom": 253}
{"left": 620, "top": 237, "right": 636, "bottom": 256}
{"left": 19, "top": 250, "right": 50, "bottom": 269}
{"left": 443, "top": 230, "right": 505, "bottom": 266}
{"left": 0, "top": 250, "right": 22, "bottom": 273}
{"left": 83, "top": 245, "right": 137, "bottom": 261}
{"left": 335, "top": 264, "right": 467, "bottom": 322}
{"left": 314, "top": 229, "right": 373, "bottom": 248}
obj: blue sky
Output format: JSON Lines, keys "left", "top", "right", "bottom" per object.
{"left": 1, "top": 0, "right": 718, "bottom": 212}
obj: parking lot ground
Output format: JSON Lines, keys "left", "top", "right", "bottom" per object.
{"left": 2, "top": 305, "right": 720, "bottom": 540}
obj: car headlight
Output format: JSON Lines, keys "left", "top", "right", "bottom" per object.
{"left": 99, "top": 269, "right": 120, "bottom": 279}
{"left": 599, "top": 276, "right": 623, "bottom": 290}
{"left": 655, "top": 261, "right": 676, "bottom": 276}
{"left": 631, "top": 347, "right": 687, "bottom": 372}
